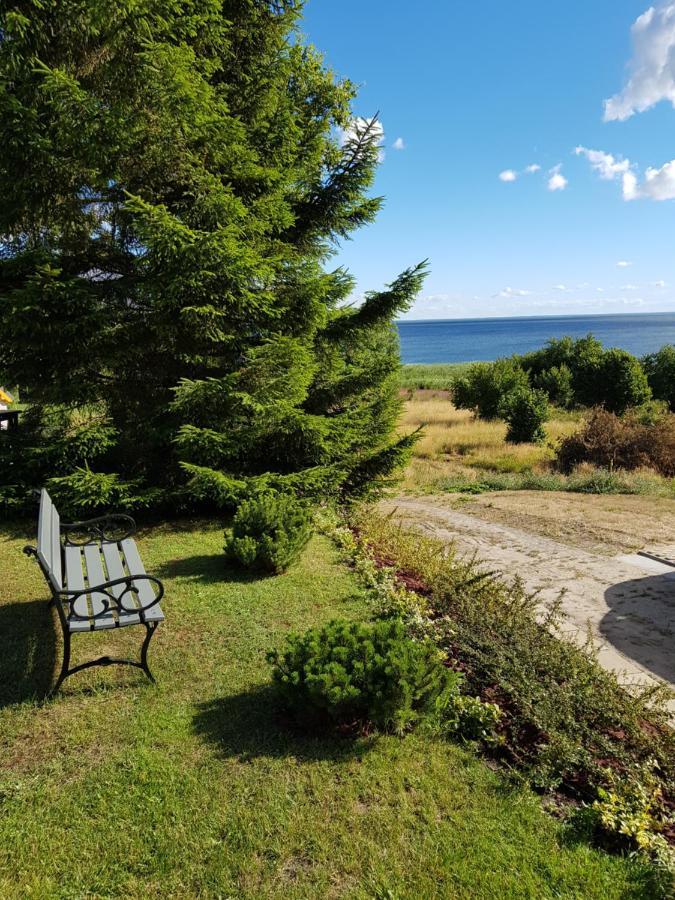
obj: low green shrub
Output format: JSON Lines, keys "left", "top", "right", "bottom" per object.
{"left": 573, "top": 763, "right": 674, "bottom": 874}
{"left": 643, "top": 344, "right": 675, "bottom": 412}
{"left": 224, "top": 491, "right": 313, "bottom": 574}
{"left": 267, "top": 618, "right": 462, "bottom": 734}
{"left": 533, "top": 364, "right": 574, "bottom": 408}
{"left": 502, "top": 387, "right": 549, "bottom": 444}
{"left": 593, "top": 348, "right": 652, "bottom": 414}
{"left": 444, "top": 694, "right": 502, "bottom": 744}
{"left": 452, "top": 359, "right": 530, "bottom": 420}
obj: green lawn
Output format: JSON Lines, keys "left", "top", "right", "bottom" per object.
{"left": 0, "top": 520, "right": 661, "bottom": 898}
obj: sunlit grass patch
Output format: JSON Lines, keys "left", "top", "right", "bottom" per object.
{"left": 398, "top": 390, "right": 675, "bottom": 497}
{"left": 0, "top": 521, "right": 659, "bottom": 897}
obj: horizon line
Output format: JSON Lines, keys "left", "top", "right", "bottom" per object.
{"left": 396, "top": 309, "right": 675, "bottom": 324}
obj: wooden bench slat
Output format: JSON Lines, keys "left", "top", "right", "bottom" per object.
{"left": 64, "top": 545, "right": 90, "bottom": 631}
{"left": 50, "top": 502, "right": 62, "bottom": 590}
{"left": 101, "top": 541, "right": 143, "bottom": 627}
{"left": 65, "top": 545, "right": 107, "bottom": 630}
{"left": 101, "top": 541, "right": 164, "bottom": 628}
{"left": 83, "top": 544, "right": 118, "bottom": 630}
{"left": 38, "top": 489, "right": 51, "bottom": 568}
{"left": 119, "top": 539, "right": 159, "bottom": 610}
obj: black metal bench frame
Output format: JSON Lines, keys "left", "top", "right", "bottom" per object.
{"left": 24, "top": 494, "right": 165, "bottom": 696}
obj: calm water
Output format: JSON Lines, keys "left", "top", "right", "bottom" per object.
{"left": 397, "top": 312, "right": 675, "bottom": 364}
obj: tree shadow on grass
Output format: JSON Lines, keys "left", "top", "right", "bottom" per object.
{"left": 0, "top": 598, "right": 56, "bottom": 707}
{"left": 156, "top": 554, "right": 273, "bottom": 586}
{"left": 193, "top": 684, "right": 375, "bottom": 764}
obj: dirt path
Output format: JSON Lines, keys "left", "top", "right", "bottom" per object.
{"left": 382, "top": 496, "right": 675, "bottom": 715}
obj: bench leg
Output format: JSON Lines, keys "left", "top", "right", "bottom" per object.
{"left": 140, "top": 622, "right": 158, "bottom": 683}
{"left": 47, "top": 623, "right": 159, "bottom": 697}
{"left": 49, "top": 628, "right": 72, "bottom": 698}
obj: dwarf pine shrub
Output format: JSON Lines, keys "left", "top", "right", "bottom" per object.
{"left": 224, "top": 492, "right": 313, "bottom": 574}
{"left": 267, "top": 618, "right": 462, "bottom": 734}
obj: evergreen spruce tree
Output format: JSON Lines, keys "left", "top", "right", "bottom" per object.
{"left": 0, "top": 1, "right": 426, "bottom": 514}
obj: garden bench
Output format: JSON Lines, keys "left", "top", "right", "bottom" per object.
{"left": 24, "top": 489, "right": 165, "bottom": 695}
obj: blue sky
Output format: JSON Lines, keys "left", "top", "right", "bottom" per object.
{"left": 302, "top": 1, "right": 675, "bottom": 319}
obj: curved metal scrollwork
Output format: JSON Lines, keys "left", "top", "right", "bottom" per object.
{"left": 62, "top": 514, "right": 137, "bottom": 546}
{"left": 62, "top": 574, "right": 165, "bottom": 621}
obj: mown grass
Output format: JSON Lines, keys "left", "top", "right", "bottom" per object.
{"left": 399, "top": 391, "right": 675, "bottom": 497}
{"left": 0, "top": 520, "right": 662, "bottom": 898}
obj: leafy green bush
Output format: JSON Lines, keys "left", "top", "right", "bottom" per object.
{"left": 444, "top": 694, "right": 502, "bottom": 743}
{"left": 224, "top": 492, "right": 313, "bottom": 574}
{"left": 519, "top": 336, "right": 651, "bottom": 412}
{"left": 643, "top": 344, "right": 675, "bottom": 411}
{"left": 503, "top": 387, "right": 549, "bottom": 444}
{"left": 593, "top": 348, "right": 651, "bottom": 414}
{"left": 520, "top": 335, "right": 604, "bottom": 406}
{"left": 533, "top": 364, "right": 574, "bottom": 408}
{"left": 573, "top": 763, "right": 674, "bottom": 872}
{"left": 452, "top": 359, "right": 529, "bottom": 420}
{"left": 267, "top": 618, "right": 462, "bottom": 734}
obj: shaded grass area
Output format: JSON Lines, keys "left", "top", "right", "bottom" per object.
{"left": 399, "top": 391, "right": 675, "bottom": 497}
{"left": 0, "top": 521, "right": 662, "bottom": 897}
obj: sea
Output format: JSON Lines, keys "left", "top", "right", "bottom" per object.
{"left": 396, "top": 312, "right": 675, "bottom": 365}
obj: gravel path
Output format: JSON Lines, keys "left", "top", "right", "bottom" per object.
{"left": 381, "top": 497, "right": 675, "bottom": 715}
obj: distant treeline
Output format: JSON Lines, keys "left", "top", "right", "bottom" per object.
{"left": 403, "top": 336, "right": 675, "bottom": 415}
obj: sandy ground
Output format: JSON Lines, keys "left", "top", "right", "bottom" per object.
{"left": 449, "top": 490, "right": 675, "bottom": 556}
{"left": 381, "top": 493, "right": 675, "bottom": 716}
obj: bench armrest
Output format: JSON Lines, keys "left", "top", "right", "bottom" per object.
{"left": 61, "top": 514, "right": 137, "bottom": 545}
{"left": 60, "top": 574, "right": 164, "bottom": 619}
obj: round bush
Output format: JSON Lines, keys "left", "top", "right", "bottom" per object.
{"left": 267, "top": 618, "right": 462, "bottom": 734}
{"left": 452, "top": 359, "right": 529, "bottom": 420}
{"left": 224, "top": 491, "right": 313, "bottom": 574}
{"left": 533, "top": 364, "right": 574, "bottom": 409}
{"left": 503, "top": 387, "right": 549, "bottom": 444}
{"left": 643, "top": 344, "right": 675, "bottom": 412}
{"left": 593, "top": 349, "right": 651, "bottom": 414}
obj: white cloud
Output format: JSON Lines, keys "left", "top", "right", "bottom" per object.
{"left": 638, "top": 158, "right": 675, "bottom": 199}
{"left": 621, "top": 283, "right": 639, "bottom": 290}
{"left": 493, "top": 286, "right": 531, "bottom": 298}
{"left": 499, "top": 169, "right": 518, "bottom": 182}
{"left": 622, "top": 170, "right": 640, "bottom": 200}
{"left": 574, "top": 146, "right": 638, "bottom": 199}
{"left": 574, "top": 146, "right": 631, "bottom": 180}
{"left": 574, "top": 144, "right": 675, "bottom": 201}
{"left": 604, "top": 4, "right": 675, "bottom": 121}
{"left": 547, "top": 164, "right": 568, "bottom": 191}
{"left": 392, "top": 137, "right": 405, "bottom": 151}
{"left": 617, "top": 260, "right": 632, "bottom": 268}
{"left": 554, "top": 284, "right": 570, "bottom": 292}
{"left": 525, "top": 163, "right": 541, "bottom": 173}
{"left": 654, "top": 279, "right": 667, "bottom": 287}
{"left": 597, "top": 287, "right": 605, "bottom": 292}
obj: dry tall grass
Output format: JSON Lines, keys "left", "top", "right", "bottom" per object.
{"left": 400, "top": 392, "right": 579, "bottom": 474}
{"left": 397, "top": 391, "right": 673, "bottom": 497}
